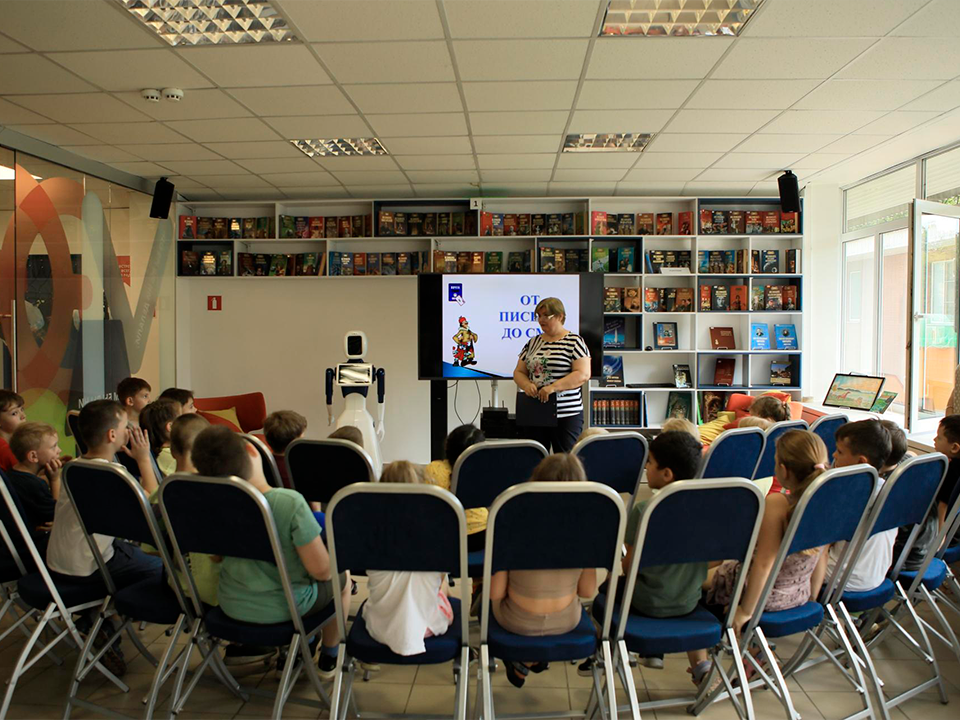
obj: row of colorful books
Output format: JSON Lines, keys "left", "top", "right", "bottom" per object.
{"left": 179, "top": 215, "right": 274, "bottom": 240}
{"left": 700, "top": 284, "right": 799, "bottom": 312}
{"left": 433, "top": 250, "right": 532, "bottom": 274}
{"left": 279, "top": 215, "right": 372, "bottom": 239}
{"left": 590, "top": 397, "right": 641, "bottom": 427}
{"left": 591, "top": 211, "right": 693, "bottom": 236}
{"left": 329, "top": 251, "right": 431, "bottom": 276}
{"left": 645, "top": 250, "right": 692, "bottom": 274}
{"left": 697, "top": 248, "right": 801, "bottom": 275}
{"left": 751, "top": 323, "right": 799, "bottom": 350}
{"left": 378, "top": 211, "right": 476, "bottom": 237}
{"left": 481, "top": 211, "right": 586, "bottom": 236}
{"left": 700, "top": 209, "right": 798, "bottom": 235}
{"left": 180, "top": 250, "right": 232, "bottom": 276}
{"left": 237, "top": 253, "right": 323, "bottom": 276}
{"left": 603, "top": 286, "right": 641, "bottom": 312}
{"left": 642, "top": 287, "right": 695, "bottom": 312}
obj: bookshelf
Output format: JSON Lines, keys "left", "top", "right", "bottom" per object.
{"left": 175, "top": 195, "right": 804, "bottom": 428}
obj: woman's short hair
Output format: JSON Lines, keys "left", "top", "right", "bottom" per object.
{"left": 534, "top": 297, "right": 566, "bottom": 323}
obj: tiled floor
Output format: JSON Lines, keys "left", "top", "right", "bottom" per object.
{"left": 1, "top": 576, "right": 959, "bottom": 719}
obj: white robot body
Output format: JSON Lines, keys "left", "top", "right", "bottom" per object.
{"left": 336, "top": 393, "right": 381, "bottom": 476}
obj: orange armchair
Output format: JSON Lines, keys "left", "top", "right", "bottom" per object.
{"left": 195, "top": 392, "right": 267, "bottom": 433}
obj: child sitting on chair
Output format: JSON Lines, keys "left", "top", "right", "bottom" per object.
{"left": 139, "top": 398, "right": 182, "bottom": 477}
{"left": 7, "top": 422, "right": 62, "bottom": 533}
{"left": 0, "top": 390, "right": 27, "bottom": 472}
{"left": 264, "top": 410, "right": 308, "bottom": 489}
{"left": 158, "top": 388, "right": 196, "bottom": 415}
{"left": 361, "top": 460, "right": 454, "bottom": 656}
{"left": 423, "top": 424, "right": 487, "bottom": 551}
{"left": 117, "top": 377, "right": 151, "bottom": 426}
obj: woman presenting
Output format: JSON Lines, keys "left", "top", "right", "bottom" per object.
{"left": 512, "top": 297, "right": 591, "bottom": 453}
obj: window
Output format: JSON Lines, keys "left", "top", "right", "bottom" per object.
{"left": 841, "top": 237, "right": 876, "bottom": 375}
{"left": 924, "top": 145, "right": 960, "bottom": 205}
{"left": 844, "top": 165, "right": 917, "bottom": 232}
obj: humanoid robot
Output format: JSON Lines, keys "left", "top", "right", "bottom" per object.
{"left": 325, "top": 331, "right": 385, "bottom": 476}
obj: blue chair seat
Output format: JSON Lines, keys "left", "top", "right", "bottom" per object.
{"left": 204, "top": 602, "right": 334, "bottom": 647}
{"left": 114, "top": 576, "right": 183, "bottom": 625}
{"left": 941, "top": 544, "right": 960, "bottom": 565}
{"left": 841, "top": 579, "right": 895, "bottom": 613}
{"left": 898, "top": 558, "right": 947, "bottom": 592}
{"left": 592, "top": 592, "right": 721, "bottom": 656}
{"left": 488, "top": 604, "right": 597, "bottom": 662}
{"left": 757, "top": 601, "right": 824, "bottom": 638}
{"left": 347, "top": 599, "right": 463, "bottom": 665}
{"left": 17, "top": 572, "right": 106, "bottom": 610}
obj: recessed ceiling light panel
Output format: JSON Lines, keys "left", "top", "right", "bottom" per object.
{"left": 600, "top": 0, "right": 765, "bottom": 37}
{"left": 290, "top": 139, "right": 389, "bottom": 158}
{"left": 116, "top": 0, "right": 296, "bottom": 46}
{"left": 563, "top": 133, "right": 653, "bottom": 153}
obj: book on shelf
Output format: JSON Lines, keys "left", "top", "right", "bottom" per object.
{"left": 728, "top": 210, "right": 745, "bottom": 234}
{"left": 678, "top": 210, "right": 693, "bottom": 235}
{"left": 408, "top": 213, "right": 423, "bottom": 237}
{"left": 364, "top": 252, "right": 378, "bottom": 276}
{"left": 711, "top": 210, "right": 728, "bottom": 235}
{"left": 280, "top": 215, "right": 296, "bottom": 238}
{"left": 601, "top": 355, "right": 624, "bottom": 386}
{"left": 217, "top": 250, "right": 232, "bottom": 276}
{"left": 518, "top": 214, "right": 531, "bottom": 236}
{"left": 729, "top": 284, "right": 749, "bottom": 312}
{"left": 562, "top": 212, "right": 576, "bottom": 235}
{"left": 591, "top": 246, "right": 610, "bottom": 273}
{"left": 393, "top": 212, "right": 407, "bottom": 237}
{"left": 656, "top": 212, "right": 673, "bottom": 235}
{"left": 666, "top": 391, "right": 693, "bottom": 420}
{"left": 325, "top": 217, "right": 338, "bottom": 238}
{"left": 654, "top": 321, "right": 678, "bottom": 349}
{"left": 355, "top": 215, "right": 368, "bottom": 238}
{"left": 644, "top": 287, "right": 661, "bottom": 313}
{"left": 710, "top": 326, "right": 736, "bottom": 350}
{"left": 774, "top": 324, "right": 798, "bottom": 350}
{"left": 699, "top": 284, "right": 712, "bottom": 312}
{"left": 751, "top": 249, "right": 761, "bottom": 273}
{"left": 781, "top": 211, "right": 798, "bottom": 233}
{"left": 786, "top": 248, "right": 801, "bottom": 274}
{"left": 616, "top": 246, "right": 635, "bottom": 273}
{"left": 293, "top": 216, "right": 308, "bottom": 239}
{"left": 443, "top": 251, "right": 457, "bottom": 273}
{"left": 761, "top": 210, "right": 780, "bottom": 233}
{"left": 603, "top": 286, "right": 623, "bottom": 312}
{"left": 269, "top": 254, "right": 288, "bottom": 277}
{"left": 239, "top": 252, "right": 255, "bottom": 276}
{"left": 491, "top": 214, "right": 504, "bottom": 236}
{"left": 697, "top": 251, "right": 709, "bottom": 274}
{"left": 180, "top": 250, "right": 199, "bottom": 276}
{"left": 195, "top": 217, "right": 213, "bottom": 239}
{"left": 501, "top": 214, "right": 516, "bottom": 236}
{"left": 378, "top": 211, "right": 394, "bottom": 236}
{"left": 539, "top": 246, "right": 556, "bottom": 273}
{"left": 752, "top": 285, "right": 765, "bottom": 311}
{"left": 200, "top": 251, "right": 216, "bottom": 276}
{"left": 623, "top": 287, "right": 641, "bottom": 312}
{"left": 328, "top": 252, "right": 341, "bottom": 276}
{"left": 675, "top": 287, "right": 694, "bottom": 312}
{"left": 700, "top": 391, "right": 727, "bottom": 423}
{"left": 254, "top": 253, "right": 269, "bottom": 276}
{"left": 531, "top": 214, "right": 546, "bottom": 235}
{"left": 456, "top": 251, "right": 471, "bottom": 274}
{"left": 618, "top": 213, "right": 635, "bottom": 236}
{"left": 712, "top": 285, "right": 729, "bottom": 311}
{"left": 723, "top": 250, "right": 735, "bottom": 273}
{"left": 714, "top": 358, "right": 736, "bottom": 386}
{"left": 603, "top": 318, "right": 626, "bottom": 348}
{"left": 745, "top": 211, "right": 763, "bottom": 234}
{"left": 565, "top": 248, "right": 581, "bottom": 272}
{"left": 242, "top": 217, "right": 257, "bottom": 239}
{"left": 437, "top": 212, "right": 450, "bottom": 236}
{"left": 554, "top": 248, "right": 565, "bottom": 273}
{"left": 212, "top": 217, "right": 228, "bottom": 240}
{"left": 637, "top": 212, "right": 655, "bottom": 235}
{"left": 353, "top": 252, "right": 366, "bottom": 276}
{"left": 771, "top": 361, "right": 793, "bottom": 386}
{"left": 663, "top": 287, "right": 677, "bottom": 312}
{"left": 469, "top": 251, "right": 484, "bottom": 274}
{"left": 751, "top": 322, "right": 770, "bottom": 350}
{"left": 547, "top": 213, "right": 562, "bottom": 235}
{"left": 485, "top": 251, "right": 503, "bottom": 273}
{"left": 782, "top": 285, "right": 798, "bottom": 311}
{"left": 699, "top": 209, "right": 714, "bottom": 235}
{"left": 765, "top": 285, "right": 783, "bottom": 311}
{"left": 673, "top": 363, "right": 692, "bottom": 388}
{"left": 507, "top": 251, "right": 528, "bottom": 273}
{"left": 424, "top": 213, "right": 437, "bottom": 235}
{"left": 308, "top": 217, "right": 323, "bottom": 238}
{"left": 381, "top": 252, "right": 396, "bottom": 276}
{"left": 397, "top": 252, "right": 412, "bottom": 276}
{"left": 179, "top": 215, "right": 196, "bottom": 239}
{"left": 762, "top": 249, "right": 780, "bottom": 273}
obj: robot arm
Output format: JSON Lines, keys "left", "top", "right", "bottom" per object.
{"left": 325, "top": 368, "right": 335, "bottom": 425}
{"left": 375, "top": 368, "right": 385, "bottom": 441}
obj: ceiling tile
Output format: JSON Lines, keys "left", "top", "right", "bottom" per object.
{"left": 281, "top": 0, "right": 444, "bottom": 41}
{"left": 713, "top": 39, "right": 875, "bottom": 79}
{"left": 647, "top": 134, "right": 748, "bottom": 153}
{"left": 280, "top": 187, "right": 350, "bottom": 199}
{"left": 588, "top": 38, "right": 732, "bottom": 80}
{"left": 635, "top": 152, "right": 724, "bottom": 168}
{"left": 330, "top": 170, "right": 410, "bottom": 185}
{"left": 577, "top": 80, "right": 698, "bottom": 110}
{"left": 158, "top": 176, "right": 210, "bottom": 190}
{"left": 0, "top": 34, "right": 29, "bottom": 53}
{"left": 816, "top": 135, "right": 889, "bottom": 154}
{"left": 548, "top": 182, "right": 618, "bottom": 196}
{"left": 226, "top": 86, "right": 353, "bottom": 117}
{"left": 264, "top": 115, "right": 371, "bottom": 139}
{"left": 568, "top": 109, "right": 674, "bottom": 134}
{"left": 480, "top": 169, "right": 554, "bottom": 182}
{"left": 686, "top": 80, "right": 821, "bottom": 110}
{"left": 107, "top": 161, "right": 172, "bottom": 177}
{"left": 666, "top": 110, "right": 779, "bottom": 134}
{"left": 222, "top": 188, "right": 288, "bottom": 200}
{"left": 165, "top": 118, "right": 279, "bottom": 143}
{"left": 116, "top": 143, "right": 222, "bottom": 162}
{"left": 393, "top": 155, "right": 477, "bottom": 171}
{"left": 346, "top": 185, "right": 415, "bottom": 198}
{"left": 445, "top": 0, "right": 601, "bottom": 38}
{"left": 260, "top": 171, "right": 340, "bottom": 187}
{"left": 478, "top": 154, "right": 557, "bottom": 170}
{"left": 413, "top": 184, "right": 479, "bottom": 197}
{"left": 0, "top": 0, "right": 163, "bottom": 50}
{"left": 616, "top": 183, "right": 686, "bottom": 196}
{"left": 344, "top": 83, "right": 462, "bottom": 114}
{"left": 49, "top": 50, "right": 210, "bottom": 91}
{"left": 479, "top": 182, "right": 549, "bottom": 196}
{"left": 379, "top": 136, "right": 474, "bottom": 155}
{"left": 736, "top": 134, "right": 841, "bottom": 153}
{"left": 367, "top": 113, "right": 467, "bottom": 138}
{"left": 623, "top": 168, "right": 703, "bottom": 182}
{"left": 791, "top": 153, "right": 851, "bottom": 170}
{"left": 683, "top": 182, "right": 756, "bottom": 196}
{"left": 793, "top": 79, "right": 942, "bottom": 111}
{"left": 202, "top": 141, "right": 305, "bottom": 159}
{"left": 0, "top": 98, "right": 52, "bottom": 124}
{"left": 12, "top": 93, "right": 151, "bottom": 124}
{"left": 472, "top": 135, "right": 561, "bottom": 154}
{"left": 69, "top": 121, "right": 188, "bottom": 144}
{"left": 9, "top": 124, "right": 104, "bottom": 146}
{"left": 713, "top": 153, "right": 806, "bottom": 169}
{"left": 852, "top": 111, "right": 940, "bottom": 135}
{"left": 463, "top": 81, "right": 577, "bottom": 112}
{"left": 179, "top": 189, "right": 223, "bottom": 200}
{"left": 695, "top": 168, "right": 779, "bottom": 182}
{"left": 60, "top": 145, "right": 144, "bottom": 163}
{"left": 900, "top": 81, "right": 960, "bottom": 112}
{"left": 316, "top": 41, "right": 453, "bottom": 83}
{"left": 160, "top": 160, "right": 250, "bottom": 176}
{"left": 178, "top": 45, "right": 330, "bottom": 87}
{"left": 838, "top": 38, "right": 960, "bottom": 80}
{"left": 891, "top": 0, "right": 960, "bottom": 37}
{"left": 750, "top": 183, "right": 781, "bottom": 196}
{"left": 556, "top": 153, "right": 639, "bottom": 169}
{"left": 0, "top": 54, "right": 96, "bottom": 94}
{"left": 185, "top": 174, "right": 273, "bottom": 188}
{"left": 742, "top": 0, "right": 927, "bottom": 38}
{"left": 455, "top": 40, "right": 588, "bottom": 82}
{"left": 469, "top": 111, "right": 568, "bottom": 135}
{"left": 405, "top": 170, "right": 479, "bottom": 183}
{"left": 760, "top": 110, "right": 883, "bottom": 135}
{"left": 315, "top": 156, "right": 399, "bottom": 172}
{"left": 552, "top": 168, "right": 626, "bottom": 182}
{"left": 109, "top": 89, "right": 250, "bottom": 122}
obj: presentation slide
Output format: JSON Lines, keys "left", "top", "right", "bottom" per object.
{"left": 441, "top": 274, "right": 580, "bottom": 379}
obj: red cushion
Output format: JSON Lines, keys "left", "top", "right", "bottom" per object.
{"left": 197, "top": 411, "right": 241, "bottom": 433}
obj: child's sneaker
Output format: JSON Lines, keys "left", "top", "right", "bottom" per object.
{"left": 639, "top": 655, "right": 664, "bottom": 669}
{"left": 577, "top": 657, "right": 594, "bottom": 677}
{"left": 318, "top": 652, "right": 338, "bottom": 681}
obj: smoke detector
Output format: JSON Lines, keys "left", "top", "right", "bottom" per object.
{"left": 162, "top": 87, "right": 184, "bottom": 102}
{"left": 141, "top": 88, "right": 161, "bottom": 103}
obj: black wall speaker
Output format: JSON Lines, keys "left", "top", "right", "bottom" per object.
{"left": 778, "top": 170, "right": 800, "bottom": 213}
{"left": 149, "top": 177, "right": 175, "bottom": 219}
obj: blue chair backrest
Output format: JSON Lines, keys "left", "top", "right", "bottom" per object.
{"left": 810, "top": 414, "right": 848, "bottom": 460}
{"left": 785, "top": 466, "right": 877, "bottom": 555}
{"left": 572, "top": 432, "right": 648, "bottom": 498}
{"left": 753, "top": 420, "right": 809, "bottom": 480}
{"left": 0, "top": 469, "right": 33, "bottom": 571}
{"left": 451, "top": 440, "right": 548, "bottom": 510}
{"left": 698, "top": 427, "right": 765, "bottom": 480}
{"left": 487, "top": 482, "right": 623, "bottom": 572}
{"left": 869, "top": 454, "right": 948, "bottom": 535}
{"left": 62, "top": 460, "right": 156, "bottom": 546}
{"left": 286, "top": 438, "right": 377, "bottom": 504}
{"left": 241, "top": 434, "right": 283, "bottom": 489}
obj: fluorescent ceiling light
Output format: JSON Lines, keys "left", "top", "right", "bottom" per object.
{"left": 600, "top": 0, "right": 764, "bottom": 37}
{"left": 563, "top": 133, "right": 653, "bottom": 153}
{"left": 290, "top": 138, "right": 389, "bottom": 158}
{"left": 116, "top": 0, "right": 295, "bottom": 46}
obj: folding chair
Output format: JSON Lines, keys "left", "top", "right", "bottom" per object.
{"left": 325, "top": 483, "right": 471, "bottom": 720}
{"left": 694, "top": 465, "right": 879, "bottom": 720}
{"left": 241, "top": 433, "right": 283, "bottom": 489}
{"left": 287, "top": 438, "right": 378, "bottom": 505}
{"left": 809, "top": 413, "right": 848, "bottom": 460}
{"left": 61, "top": 459, "right": 235, "bottom": 719}
{"left": 595, "top": 478, "right": 765, "bottom": 720}
{"left": 928, "top": 484, "right": 960, "bottom": 651}
{"left": 572, "top": 431, "right": 648, "bottom": 510}
{"left": 66, "top": 410, "right": 87, "bottom": 455}
{"left": 477, "top": 481, "right": 626, "bottom": 720}
{"left": 160, "top": 473, "right": 337, "bottom": 719}
{"left": 696, "top": 428, "right": 765, "bottom": 480}
{"left": 451, "top": 439, "right": 548, "bottom": 577}
{"left": 752, "top": 420, "right": 809, "bottom": 481}
{"left": 0, "top": 477, "right": 127, "bottom": 720}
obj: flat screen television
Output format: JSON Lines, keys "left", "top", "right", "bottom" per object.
{"left": 418, "top": 273, "right": 604, "bottom": 380}
{"left": 822, "top": 373, "right": 886, "bottom": 411}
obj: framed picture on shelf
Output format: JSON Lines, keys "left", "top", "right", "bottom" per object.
{"left": 654, "top": 322, "right": 678, "bottom": 350}
{"left": 666, "top": 391, "right": 693, "bottom": 421}
{"left": 672, "top": 364, "right": 692, "bottom": 388}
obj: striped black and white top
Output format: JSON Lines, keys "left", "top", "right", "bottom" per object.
{"left": 519, "top": 332, "right": 590, "bottom": 418}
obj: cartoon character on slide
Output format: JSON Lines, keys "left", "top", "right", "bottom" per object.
{"left": 452, "top": 316, "right": 478, "bottom": 367}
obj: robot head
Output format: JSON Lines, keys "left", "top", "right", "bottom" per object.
{"left": 345, "top": 330, "right": 367, "bottom": 360}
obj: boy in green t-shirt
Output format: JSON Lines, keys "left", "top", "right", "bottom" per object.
{"left": 191, "top": 426, "right": 349, "bottom": 679}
